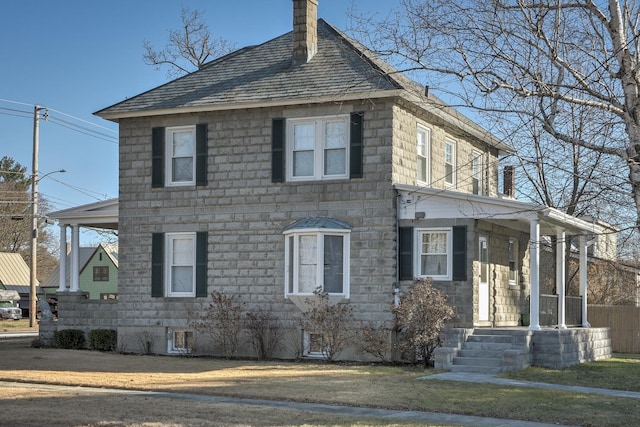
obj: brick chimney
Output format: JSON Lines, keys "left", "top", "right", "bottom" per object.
{"left": 292, "top": 0, "right": 318, "bottom": 64}
{"left": 503, "top": 165, "right": 516, "bottom": 198}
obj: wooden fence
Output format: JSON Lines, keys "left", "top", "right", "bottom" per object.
{"left": 588, "top": 305, "right": 640, "bottom": 353}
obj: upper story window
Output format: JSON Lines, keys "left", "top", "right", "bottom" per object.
{"left": 417, "top": 125, "right": 431, "bottom": 185}
{"left": 471, "top": 150, "right": 483, "bottom": 195}
{"left": 508, "top": 237, "right": 518, "bottom": 285}
{"left": 416, "top": 228, "right": 452, "bottom": 280}
{"left": 284, "top": 217, "right": 351, "bottom": 297}
{"left": 287, "top": 116, "right": 349, "bottom": 181}
{"left": 166, "top": 126, "right": 196, "bottom": 186}
{"left": 152, "top": 124, "right": 207, "bottom": 189}
{"left": 444, "top": 138, "right": 456, "bottom": 186}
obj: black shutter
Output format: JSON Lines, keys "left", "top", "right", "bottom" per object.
{"left": 272, "top": 118, "right": 285, "bottom": 182}
{"left": 152, "top": 127, "right": 165, "bottom": 188}
{"left": 151, "top": 233, "right": 164, "bottom": 297}
{"left": 398, "top": 227, "right": 414, "bottom": 281}
{"left": 196, "top": 232, "right": 208, "bottom": 297}
{"left": 350, "top": 112, "right": 364, "bottom": 179}
{"left": 196, "top": 124, "right": 208, "bottom": 186}
{"left": 452, "top": 226, "right": 467, "bottom": 281}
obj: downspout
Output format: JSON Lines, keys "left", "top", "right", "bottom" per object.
{"left": 394, "top": 189, "right": 401, "bottom": 307}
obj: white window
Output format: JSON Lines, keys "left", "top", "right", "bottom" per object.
{"left": 166, "top": 126, "right": 196, "bottom": 186}
{"left": 303, "top": 331, "right": 326, "bottom": 358}
{"left": 471, "top": 150, "right": 483, "bottom": 195}
{"left": 287, "top": 116, "right": 349, "bottom": 181}
{"left": 284, "top": 228, "right": 350, "bottom": 297}
{"left": 444, "top": 138, "right": 456, "bottom": 186}
{"left": 416, "top": 228, "right": 452, "bottom": 280}
{"left": 167, "top": 328, "right": 194, "bottom": 354}
{"left": 508, "top": 237, "right": 518, "bottom": 285}
{"left": 166, "top": 232, "right": 196, "bottom": 297}
{"left": 417, "top": 125, "right": 431, "bottom": 184}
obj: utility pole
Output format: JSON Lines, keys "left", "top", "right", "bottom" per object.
{"left": 29, "top": 105, "right": 43, "bottom": 328}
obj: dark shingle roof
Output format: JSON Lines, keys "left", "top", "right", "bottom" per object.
{"left": 96, "top": 20, "right": 401, "bottom": 119}
{"left": 95, "top": 19, "right": 512, "bottom": 153}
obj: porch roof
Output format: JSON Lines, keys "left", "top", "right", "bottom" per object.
{"left": 394, "top": 184, "right": 603, "bottom": 236}
{"left": 49, "top": 198, "right": 118, "bottom": 230}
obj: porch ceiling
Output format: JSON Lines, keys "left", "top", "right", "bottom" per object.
{"left": 394, "top": 184, "right": 602, "bottom": 236}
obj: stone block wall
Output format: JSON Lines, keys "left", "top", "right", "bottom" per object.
{"left": 116, "top": 100, "right": 401, "bottom": 358}
{"left": 391, "top": 102, "right": 501, "bottom": 196}
{"left": 532, "top": 327, "right": 612, "bottom": 369}
{"left": 38, "top": 292, "right": 118, "bottom": 346}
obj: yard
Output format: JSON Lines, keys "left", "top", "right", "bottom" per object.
{"left": 1, "top": 335, "right": 639, "bottom": 426}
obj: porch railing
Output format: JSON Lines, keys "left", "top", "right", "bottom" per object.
{"left": 539, "top": 294, "right": 582, "bottom": 327}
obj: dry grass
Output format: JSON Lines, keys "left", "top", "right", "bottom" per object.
{"left": 1, "top": 337, "right": 640, "bottom": 426}
{"left": 0, "top": 319, "right": 35, "bottom": 332}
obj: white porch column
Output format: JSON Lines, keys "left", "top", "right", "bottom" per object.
{"left": 556, "top": 228, "right": 567, "bottom": 329}
{"left": 580, "top": 234, "right": 590, "bottom": 327}
{"left": 70, "top": 224, "right": 80, "bottom": 292}
{"left": 529, "top": 217, "right": 541, "bottom": 331}
{"left": 57, "top": 224, "right": 67, "bottom": 292}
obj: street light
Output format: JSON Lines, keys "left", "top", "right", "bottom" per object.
{"left": 29, "top": 104, "right": 66, "bottom": 327}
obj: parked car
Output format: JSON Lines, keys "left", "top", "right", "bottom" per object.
{"left": 0, "top": 290, "right": 22, "bottom": 320}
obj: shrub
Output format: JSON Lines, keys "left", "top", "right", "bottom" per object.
{"left": 191, "top": 291, "right": 244, "bottom": 358}
{"left": 394, "top": 278, "right": 455, "bottom": 367}
{"left": 301, "top": 293, "right": 354, "bottom": 362}
{"left": 358, "top": 322, "right": 392, "bottom": 363}
{"left": 245, "top": 307, "right": 283, "bottom": 360}
{"left": 88, "top": 329, "right": 117, "bottom": 352}
{"left": 53, "top": 329, "right": 86, "bottom": 349}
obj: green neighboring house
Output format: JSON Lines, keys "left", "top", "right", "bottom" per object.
{"left": 42, "top": 244, "right": 118, "bottom": 300}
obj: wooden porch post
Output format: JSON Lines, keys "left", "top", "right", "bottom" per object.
{"left": 556, "top": 227, "right": 567, "bottom": 329}
{"left": 57, "top": 224, "right": 67, "bottom": 292}
{"left": 580, "top": 234, "right": 590, "bottom": 327}
{"left": 529, "top": 218, "right": 541, "bottom": 331}
{"left": 70, "top": 224, "right": 80, "bottom": 292}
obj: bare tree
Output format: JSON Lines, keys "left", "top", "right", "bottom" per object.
{"left": 0, "top": 156, "right": 58, "bottom": 281}
{"left": 350, "top": 0, "right": 640, "bottom": 231}
{"left": 143, "top": 6, "right": 235, "bottom": 79}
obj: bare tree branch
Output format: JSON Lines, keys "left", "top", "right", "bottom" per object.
{"left": 143, "top": 7, "right": 235, "bottom": 79}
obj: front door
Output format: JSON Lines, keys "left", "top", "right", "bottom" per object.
{"left": 478, "top": 236, "right": 490, "bottom": 322}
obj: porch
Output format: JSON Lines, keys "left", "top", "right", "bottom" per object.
{"left": 435, "top": 327, "right": 612, "bottom": 373}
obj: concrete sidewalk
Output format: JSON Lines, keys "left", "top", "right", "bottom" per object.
{"left": 2, "top": 380, "right": 573, "bottom": 427}
{"left": 423, "top": 372, "right": 640, "bottom": 400}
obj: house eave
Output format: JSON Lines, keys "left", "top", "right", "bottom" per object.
{"left": 94, "top": 90, "right": 403, "bottom": 122}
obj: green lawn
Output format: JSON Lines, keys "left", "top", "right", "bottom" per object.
{"left": 502, "top": 353, "right": 640, "bottom": 392}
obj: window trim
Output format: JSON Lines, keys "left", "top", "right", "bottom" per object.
{"left": 417, "top": 125, "right": 431, "bottom": 185}
{"left": 167, "top": 328, "right": 194, "bottom": 354}
{"left": 165, "top": 232, "right": 197, "bottom": 297}
{"left": 508, "top": 237, "right": 518, "bottom": 286}
{"left": 471, "top": 150, "right": 483, "bottom": 195}
{"left": 444, "top": 138, "right": 456, "bottom": 187}
{"left": 283, "top": 227, "right": 351, "bottom": 298}
{"left": 286, "top": 115, "right": 350, "bottom": 182}
{"left": 165, "top": 125, "right": 196, "bottom": 187}
{"left": 415, "top": 227, "right": 453, "bottom": 280}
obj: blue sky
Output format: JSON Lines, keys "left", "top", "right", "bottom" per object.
{"left": 1, "top": 0, "right": 398, "bottom": 244}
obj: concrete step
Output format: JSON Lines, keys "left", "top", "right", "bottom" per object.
{"left": 453, "top": 356, "right": 503, "bottom": 367}
{"left": 457, "top": 349, "right": 505, "bottom": 358}
{"left": 462, "top": 341, "right": 512, "bottom": 351}
{"left": 449, "top": 365, "right": 503, "bottom": 374}
{"left": 468, "top": 334, "right": 512, "bottom": 344}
